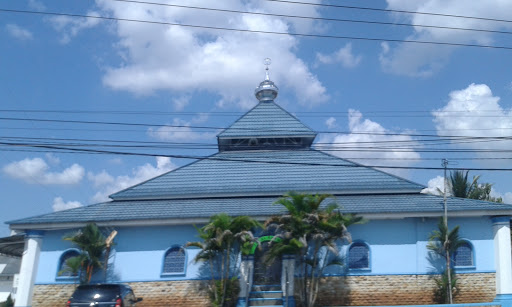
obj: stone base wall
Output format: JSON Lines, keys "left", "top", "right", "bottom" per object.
{"left": 31, "top": 273, "right": 495, "bottom": 307}
{"left": 32, "top": 280, "right": 210, "bottom": 307}
{"left": 315, "top": 273, "right": 496, "bottom": 306}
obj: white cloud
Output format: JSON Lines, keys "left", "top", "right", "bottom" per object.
{"left": 3, "top": 157, "right": 84, "bottom": 185}
{"left": 317, "top": 109, "right": 421, "bottom": 177}
{"left": 28, "top": 0, "right": 46, "bottom": 11}
{"left": 89, "top": 156, "right": 177, "bottom": 202}
{"left": 433, "top": 83, "right": 512, "bottom": 164}
{"left": 148, "top": 117, "right": 217, "bottom": 142}
{"left": 52, "top": 197, "right": 82, "bottom": 212}
{"left": 108, "top": 158, "right": 123, "bottom": 165}
{"left": 381, "top": 0, "right": 512, "bottom": 76}
{"left": 501, "top": 192, "right": 512, "bottom": 204}
{"left": 6, "top": 24, "right": 33, "bottom": 41}
{"left": 88, "top": 170, "right": 115, "bottom": 188}
{"left": 325, "top": 117, "right": 338, "bottom": 129}
{"left": 421, "top": 176, "right": 445, "bottom": 196}
{"left": 96, "top": 0, "right": 328, "bottom": 108}
{"left": 315, "top": 43, "right": 362, "bottom": 68}
{"left": 45, "top": 153, "right": 61, "bottom": 166}
{"left": 172, "top": 96, "right": 191, "bottom": 111}
{"left": 49, "top": 11, "right": 101, "bottom": 44}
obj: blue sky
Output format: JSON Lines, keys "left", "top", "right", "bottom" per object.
{"left": 1, "top": 0, "right": 512, "bottom": 237}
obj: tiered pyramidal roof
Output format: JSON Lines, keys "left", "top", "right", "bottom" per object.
{"left": 9, "top": 65, "right": 512, "bottom": 229}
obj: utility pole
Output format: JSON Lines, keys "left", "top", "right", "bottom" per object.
{"left": 442, "top": 159, "right": 453, "bottom": 304}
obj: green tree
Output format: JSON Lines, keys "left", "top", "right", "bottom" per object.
{"left": 62, "top": 223, "right": 107, "bottom": 284}
{"left": 0, "top": 294, "right": 14, "bottom": 307}
{"left": 449, "top": 170, "right": 502, "bottom": 202}
{"left": 264, "top": 192, "right": 363, "bottom": 307}
{"left": 427, "top": 217, "right": 464, "bottom": 304}
{"left": 187, "top": 213, "right": 260, "bottom": 307}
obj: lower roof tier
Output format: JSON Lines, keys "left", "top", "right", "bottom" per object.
{"left": 8, "top": 193, "right": 512, "bottom": 229}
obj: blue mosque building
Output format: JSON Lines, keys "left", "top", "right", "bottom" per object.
{"left": 8, "top": 70, "right": 512, "bottom": 307}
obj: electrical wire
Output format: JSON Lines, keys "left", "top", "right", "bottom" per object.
{"left": 2, "top": 116, "right": 512, "bottom": 139}
{"left": 112, "top": 0, "right": 512, "bottom": 36}
{"left": 263, "top": 0, "right": 512, "bottom": 24}
{"left": 1, "top": 8, "right": 512, "bottom": 50}
{"left": 2, "top": 141, "right": 512, "bottom": 171}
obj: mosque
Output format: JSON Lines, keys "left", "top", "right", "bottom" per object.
{"left": 8, "top": 65, "right": 512, "bottom": 307}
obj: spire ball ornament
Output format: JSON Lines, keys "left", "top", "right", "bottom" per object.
{"left": 255, "top": 58, "right": 279, "bottom": 102}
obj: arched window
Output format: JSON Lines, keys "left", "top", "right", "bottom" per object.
{"left": 453, "top": 240, "right": 474, "bottom": 267}
{"left": 57, "top": 249, "right": 80, "bottom": 278}
{"left": 162, "top": 246, "right": 186, "bottom": 275}
{"left": 348, "top": 242, "right": 370, "bottom": 270}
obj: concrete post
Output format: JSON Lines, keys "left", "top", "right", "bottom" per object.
{"left": 237, "top": 255, "right": 254, "bottom": 307}
{"left": 281, "top": 255, "right": 295, "bottom": 307}
{"left": 492, "top": 216, "right": 512, "bottom": 307}
{"left": 15, "top": 230, "right": 43, "bottom": 307}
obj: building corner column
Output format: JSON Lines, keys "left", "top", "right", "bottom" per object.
{"left": 14, "top": 230, "right": 43, "bottom": 307}
{"left": 281, "top": 255, "right": 295, "bottom": 307}
{"left": 237, "top": 255, "right": 254, "bottom": 307}
{"left": 492, "top": 216, "right": 512, "bottom": 307}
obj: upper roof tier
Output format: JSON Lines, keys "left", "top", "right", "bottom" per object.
{"left": 217, "top": 66, "right": 316, "bottom": 151}
{"left": 217, "top": 101, "right": 317, "bottom": 151}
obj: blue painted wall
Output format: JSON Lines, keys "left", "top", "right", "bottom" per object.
{"left": 34, "top": 216, "right": 495, "bottom": 284}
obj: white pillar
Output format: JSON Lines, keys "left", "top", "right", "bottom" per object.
{"left": 493, "top": 217, "right": 512, "bottom": 296}
{"left": 281, "top": 255, "right": 295, "bottom": 307}
{"left": 15, "top": 231, "right": 43, "bottom": 307}
{"left": 237, "top": 255, "right": 254, "bottom": 307}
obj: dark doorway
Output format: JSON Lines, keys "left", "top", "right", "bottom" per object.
{"left": 252, "top": 240, "right": 282, "bottom": 285}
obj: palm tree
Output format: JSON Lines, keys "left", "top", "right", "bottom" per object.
{"left": 265, "top": 192, "right": 363, "bottom": 307}
{"left": 187, "top": 213, "right": 260, "bottom": 307}
{"left": 449, "top": 170, "right": 502, "bottom": 202}
{"left": 427, "top": 217, "right": 464, "bottom": 303}
{"left": 58, "top": 254, "right": 86, "bottom": 284}
{"left": 63, "top": 223, "right": 107, "bottom": 284}
{"left": 449, "top": 170, "right": 477, "bottom": 198}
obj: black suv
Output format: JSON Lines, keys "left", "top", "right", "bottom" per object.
{"left": 66, "top": 284, "right": 143, "bottom": 307}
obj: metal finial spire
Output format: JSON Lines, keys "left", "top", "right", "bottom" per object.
{"left": 255, "top": 58, "right": 279, "bottom": 102}
{"left": 264, "top": 58, "right": 271, "bottom": 81}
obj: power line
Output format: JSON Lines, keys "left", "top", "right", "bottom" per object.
{"left": 263, "top": 0, "right": 512, "bottom": 24}
{"left": 112, "top": 0, "right": 512, "bottom": 36}
{"left": 2, "top": 8, "right": 512, "bottom": 50}
{"left": 4, "top": 134, "right": 512, "bottom": 150}
{"left": 0, "top": 108, "right": 509, "bottom": 115}
{"left": 2, "top": 141, "right": 512, "bottom": 171}
{"left": 2, "top": 116, "right": 512, "bottom": 138}
{"left": 3, "top": 147, "right": 512, "bottom": 162}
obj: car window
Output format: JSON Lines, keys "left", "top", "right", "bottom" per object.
{"left": 72, "top": 285, "right": 120, "bottom": 302}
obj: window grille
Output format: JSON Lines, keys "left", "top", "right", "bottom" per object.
{"left": 163, "top": 246, "right": 186, "bottom": 274}
{"left": 58, "top": 250, "right": 80, "bottom": 277}
{"left": 453, "top": 241, "right": 473, "bottom": 267}
{"left": 348, "top": 243, "right": 369, "bottom": 269}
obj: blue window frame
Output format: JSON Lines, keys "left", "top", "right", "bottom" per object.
{"left": 162, "top": 246, "right": 186, "bottom": 275}
{"left": 57, "top": 249, "right": 80, "bottom": 278}
{"left": 348, "top": 242, "right": 370, "bottom": 270}
{"left": 453, "top": 240, "right": 474, "bottom": 267}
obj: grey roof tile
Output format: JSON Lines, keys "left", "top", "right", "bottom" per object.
{"left": 109, "top": 149, "right": 425, "bottom": 200}
{"left": 8, "top": 194, "right": 512, "bottom": 226}
{"left": 217, "top": 101, "right": 316, "bottom": 138}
